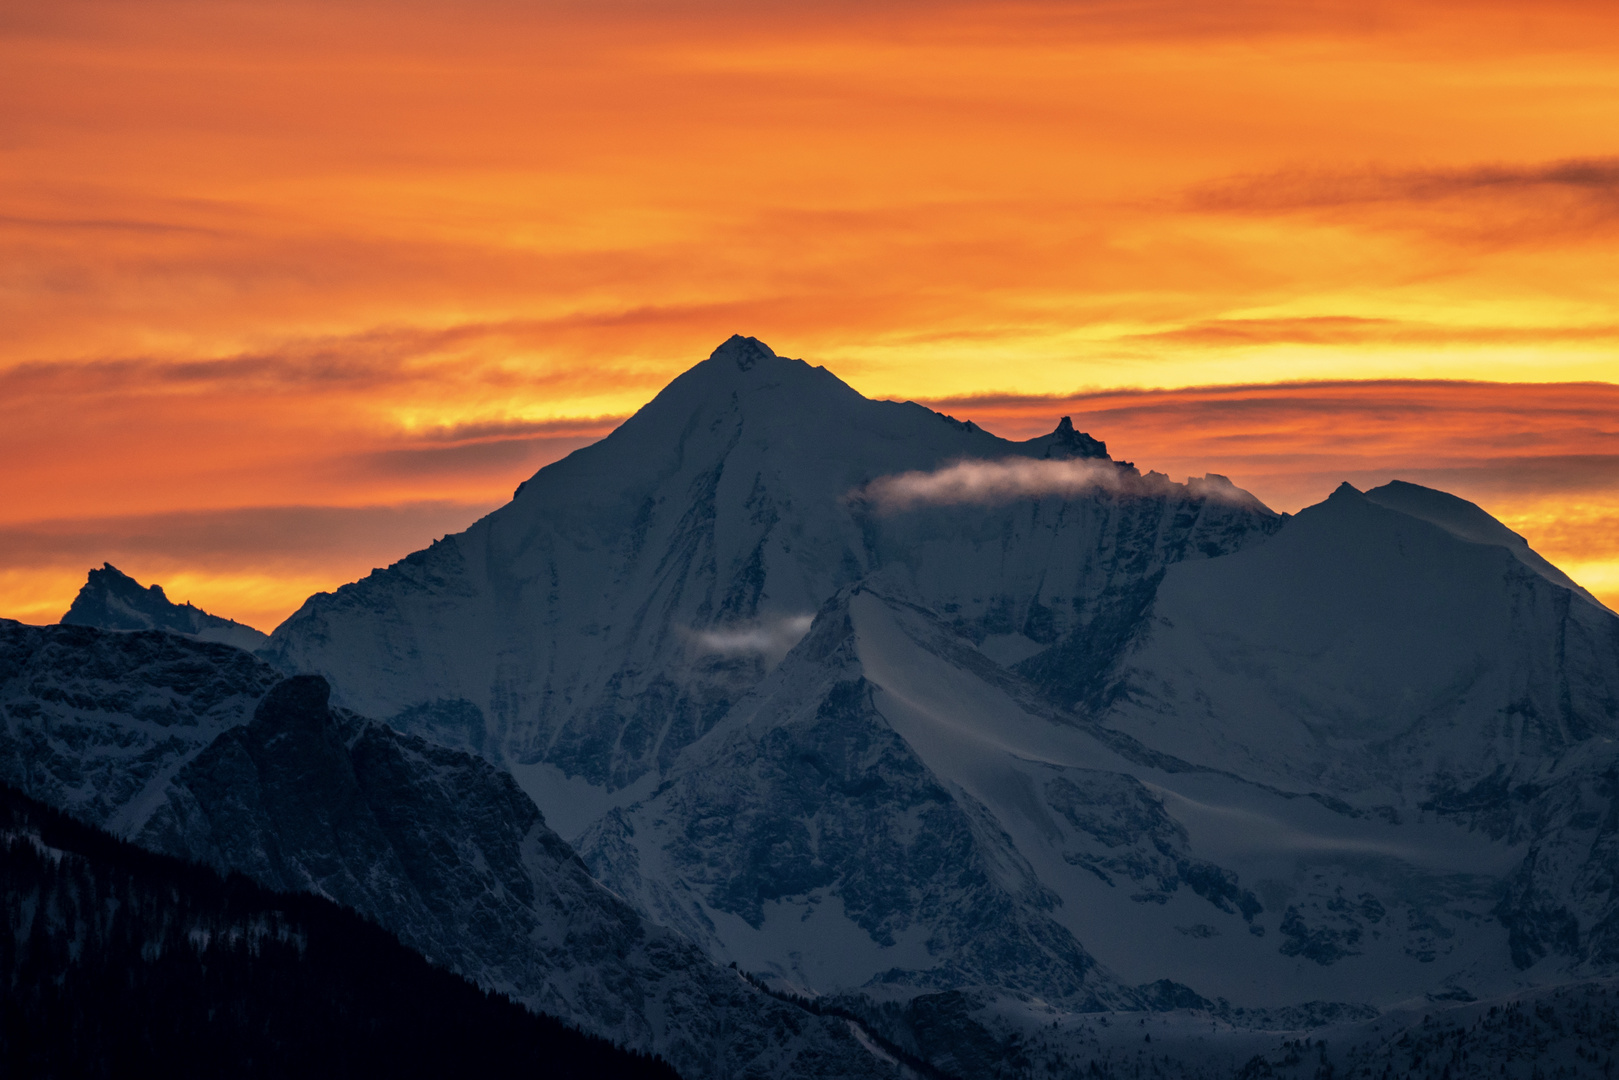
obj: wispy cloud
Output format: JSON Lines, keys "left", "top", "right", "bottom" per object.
{"left": 908, "top": 379, "right": 1619, "bottom": 609}
{"left": 917, "top": 380, "right": 1619, "bottom": 460}
{"left": 0, "top": 501, "right": 498, "bottom": 631}
{"left": 1124, "top": 317, "right": 1619, "bottom": 349}
{"left": 1191, "top": 157, "right": 1619, "bottom": 213}
{"left": 0, "top": 317, "right": 665, "bottom": 397}
{"left": 0, "top": 502, "right": 494, "bottom": 570}
{"left": 852, "top": 457, "right": 1262, "bottom": 512}
{"left": 687, "top": 614, "right": 816, "bottom": 661}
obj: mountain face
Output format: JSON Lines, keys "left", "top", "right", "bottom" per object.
{"left": 264, "top": 335, "right": 1281, "bottom": 805}
{"left": 0, "top": 782, "right": 681, "bottom": 1080}
{"left": 62, "top": 563, "right": 268, "bottom": 651}
{"left": 255, "top": 336, "right": 1619, "bottom": 1076}
{"left": 0, "top": 620, "right": 279, "bottom": 832}
{"left": 577, "top": 583, "right": 1591, "bottom": 1013}
{"left": 1082, "top": 480, "right": 1619, "bottom": 977}
{"left": 136, "top": 676, "right": 893, "bottom": 1080}
{"left": 0, "top": 622, "right": 897, "bottom": 1080}
{"left": 1094, "top": 481, "right": 1619, "bottom": 796}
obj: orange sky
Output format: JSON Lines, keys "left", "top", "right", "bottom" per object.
{"left": 2, "top": 0, "right": 1617, "bottom": 628}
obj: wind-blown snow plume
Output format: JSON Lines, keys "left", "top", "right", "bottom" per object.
{"left": 687, "top": 615, "right": 816, "bottom": 661}
{"left": 854, "top": 457, "right": 1266, "bottom": 512}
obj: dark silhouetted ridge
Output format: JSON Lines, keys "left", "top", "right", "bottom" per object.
{"left": 1038, "top": 415, "right": 1109, "bottom": 460}
{"left": 0, "top": 781, "right": 680, "bottom": 1080}
{"left": 61, "top": 563, "right": 267, "bottom": 650}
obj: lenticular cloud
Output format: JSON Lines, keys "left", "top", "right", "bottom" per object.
{"left": 853, "top": 457, "right": 1264, "bottom": 513}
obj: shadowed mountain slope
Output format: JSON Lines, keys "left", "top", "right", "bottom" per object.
{"left": 0, "top": 782, "right": 680, "bottom": 1080}
{"left": 0, "top": 622, "right": 898, "bottom": 1079}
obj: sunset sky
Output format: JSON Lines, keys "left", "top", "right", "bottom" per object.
{"left": 3, "top": 0, "right": 1617, "bottom": 629}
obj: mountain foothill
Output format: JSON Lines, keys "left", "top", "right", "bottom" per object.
{"left": 4, "top": 335, "right": 1616, "bottom": 1079}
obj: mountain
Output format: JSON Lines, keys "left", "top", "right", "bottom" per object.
{"left": 264, "top": 335, "right": 1282, "bottom": 822}
{"left": 1093, "top": 480, "right": 1619, "bottom": 795}
{"left": 16, "top": 336, "right": 1619, "bottom": 1077}
{"left": 62, "top": 563, "right": 268, "bottom": 651}
{"left": 577, "top": 582, "right": 1600, "bottom": 1011}
{"left": 0, "top": 781, "right": 680, "bottom": 1080}
{"left": 1084, "top": 479, "right": 1619, "bottom": 974}
{"left": 0, "top": 621, "right": 899, "bottom": 1079}
{"left": 0, "top": 619, "right": 279, "bottom": 831}
{"left": 256, "top": 336, "right": 1619, "bottom": 1076}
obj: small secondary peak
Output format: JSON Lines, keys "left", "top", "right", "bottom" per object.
{"left": 61, "top": 562, "right": 268, "bottom": 650}
{"left": 708, "top": 334, "right": 778, "bottom": 372}
{"left": 1031, "top": 415, "right": 1109, "bottom": 460}
{"left": 1329, "top": 481, "right": 1364, "bottom": 499}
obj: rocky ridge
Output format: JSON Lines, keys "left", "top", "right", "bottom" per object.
{"left": 63, "top": 563, "right": 267, "bottom": 651}
{"left": 0, "top": 622, "right": 898, "bottom": 1079}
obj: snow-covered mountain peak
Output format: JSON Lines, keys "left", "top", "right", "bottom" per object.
{"left": 61, "top": 563, "right": 267, "bottom": 651}
{"left": 1364, "top": 479, "right": 1609, "bottom": 611}
{"left": 265, "top": 337, "right": 1284, "bottom": 796}
{"left": 1100, "top": 478, "right": 1619, "bottom": 794}
{"left": 24, "top": 334, "right": 1619, "bottom": 1071}
{"left": 709, "top": 332, "right": 777, "bottom": 371}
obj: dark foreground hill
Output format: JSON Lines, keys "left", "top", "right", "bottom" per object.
{"left": 0, "top": 782, "right": 679, "bottom": 1080}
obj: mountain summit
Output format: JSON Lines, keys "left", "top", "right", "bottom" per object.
{"left": 264, "top": 337, "right": 1273, "bottom": 801}
{"left": 62, "top": 563, "right": 267, "bottom": 651}
{"left": 710, "top": 332, "right": 777, "bottom": 371}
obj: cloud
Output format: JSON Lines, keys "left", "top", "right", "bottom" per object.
{"left": 688, "top": 614, "right": 815, "bottom": 661}
{"left": 0, "top": 317, "right": 669, "bottom": 398}
{"left": 908, "top": 379, "right": 1619, "bottom": 609}
{"left": 361, "top": 434, "right": 605, "bottom": 480}
{"left": 1191, "top": 157, "right": 1619, "bottom": 214}
{"left": 1186, "top": 157, "right": 1619, "bottom": 248}
{"left": 917, "top": 380, "right": 1619, "bottom": 467}
{"left": 404, "top": 415, "right": 625, "bottom": 444}
{"left": 0, "top": 502, "right": 495, "bottom": 571}
{"left": 1123, "top": 317, "right": 1619, "bottom": 349}
{"left": 0, "top": 501, "right": 501, "bottom": 632}
{"left": 852, "top": 457, "right": 1263, "bottom": 512}
{"left": 0, "top": 214, "right": 221, "bottom": 236}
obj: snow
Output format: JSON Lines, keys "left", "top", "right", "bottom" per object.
{"left": 508, "top": 759, "right": 660, "bottom": 844}
{"left": 246, "top": 336, "right": 1619, "bottom": 1063}
{"left": 1364, "top": 480, "right": 1610, "bottom": 612}
{"left": 1100, "top": 482, "right": 1619, "bottom": 795}
{"left": 831, "top": 588, "right": 1527, "bottom": 1005}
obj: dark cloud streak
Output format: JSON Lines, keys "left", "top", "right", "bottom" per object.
{"left": 1191, "top": 156, "right": 1619, "bottom": 214}
{"left": 0, "top": 502, "right": 497, "bottom": 571}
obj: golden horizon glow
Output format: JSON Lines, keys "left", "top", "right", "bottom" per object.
{"left": 3, "top": 0, "right": 1617, "bottom": 627}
